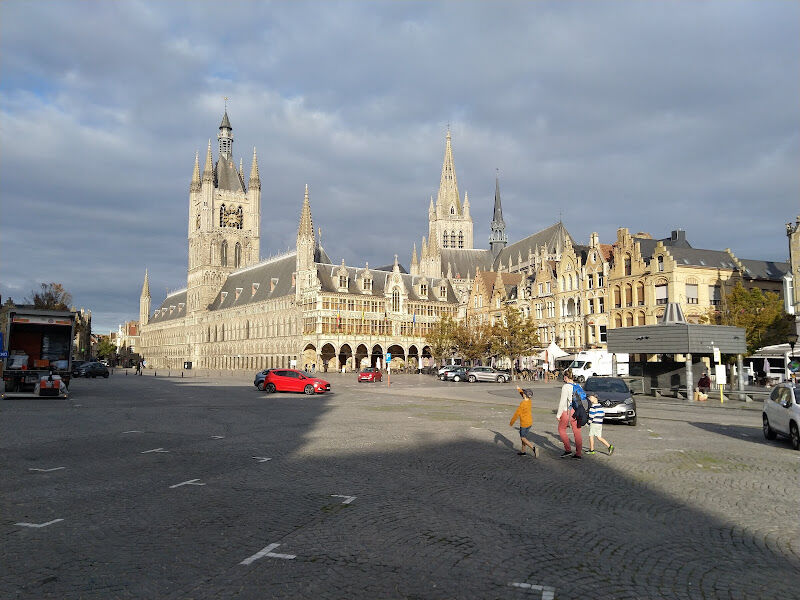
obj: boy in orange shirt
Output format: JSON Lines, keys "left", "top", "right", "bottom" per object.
{"left": 510, "top": 387, "right": 539, "bottom": 457}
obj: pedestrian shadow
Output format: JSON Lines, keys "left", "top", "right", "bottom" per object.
{"left": 490, "top": 429, "right": 562, "bottom": 453}
{"left": 489, "top": 430, "right": 515, "bottom": 450}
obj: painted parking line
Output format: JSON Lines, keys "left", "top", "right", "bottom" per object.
{"left": 252, "top": 457, "right": 272, "bottom": 463}
{"left": 122, "top": 430, "right": 143, "bottom": 434}
{"left": 141, "top": 448, "right": 169, "bottom": 454}
{"left": 28, "top": 467, "right": 65, "bottom": 472}
{"left": 211, "top": 435, "right": 225, "bottom": 439}
{"left": 169, "top": 479, "right": 206, "bottom": 489}
{"left": 331, "top": 494, "right": 356, "bottom": 504}
{"left": 509, "top": 582, "right": 555, "bottom": 599}
{"left": 16, "top": 519, "right": 64, "bottom": 529}
{"left": 240, "top": 543, "right": 296, "bottom": 565}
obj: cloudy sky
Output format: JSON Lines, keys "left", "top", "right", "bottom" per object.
{"left": 1, "top": 1, "right": 798, "bottom": 333}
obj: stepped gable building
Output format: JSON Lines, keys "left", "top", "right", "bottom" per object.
{"left": 139, "top": 111, "right": 789, "bottom": 369}
{"left": 139, "top": 112, "right": 458, "bottom": 371}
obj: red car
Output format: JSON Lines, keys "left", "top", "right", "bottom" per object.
{"left": 358, "top": 367, "right": 382, "bottom": 383}
{"left": 264, "top": 369, "right": 331, "bottom": 395}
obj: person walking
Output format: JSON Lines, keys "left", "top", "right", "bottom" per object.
{"left": 557, "top": 369, "right": 583, "bottom": 459}
{"left": 586, "top": 394, "right": 614, "bottom": 455}
{"left": 510, "top": 387, "right": 539, "bottom": 457}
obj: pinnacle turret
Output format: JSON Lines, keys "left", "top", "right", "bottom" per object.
{"left": 190, "top": 151, "right": 201, "bottom": 192}
{"left": 248, "top": 147, "right": 261, "bottom": 190}
{"left": 411, "top": 243, "right": 418, "bottom": 268}
{"left": 202, "top": 140, "right": 214, "bottom": 183}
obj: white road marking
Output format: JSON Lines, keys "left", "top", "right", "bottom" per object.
{"left": 28, "top": 467, "right": 65, "bottom": 472}
{"left": 122, "top": 430, "right": 143, "bottom": 434}
{"left": 240, "top": 543, "right": 296, "bottom": 564}
{"left": 331, "top": 494, "right": 356, "bottom": 504}
{"left": 696, "top": 463, "right": 704, "bottom": 468}
{"left": 169, "top": 479, "right": 206, "bottom": 488}
{"left": 16, "top": 519, "right": 64, "bottom": 528}
{"left": 211, "top": 435, "right": 225, "bottom": 439}
{"left": 252, "top": 456, "right": 272, "bottom": 463}
{"left": 650, "top": 436, "right": 663, "bottom": 440}
{"left": 141, "top": 448, "right": 169, "bottom": 454}
{"left": 509, "top": 582, "right": 556, "bottom": 599}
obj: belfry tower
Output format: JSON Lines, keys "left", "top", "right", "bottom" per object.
{"left": 186, "top": 111, "right": 262, "bottom": 313}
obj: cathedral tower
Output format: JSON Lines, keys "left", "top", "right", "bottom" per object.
{"left": 296, "top": 184, "right": 317, "bottom": 300}
{"left": 427, "top": 130, "right": 474, "bottom": 254}
{"left": 186, "top": 111, "right": 261, "bottom": 313}
{"left": 139, "top": 269, "right": 151, "bottom": 325}
{"left": 489, "top": 176, "right": 508, "bottom": 257}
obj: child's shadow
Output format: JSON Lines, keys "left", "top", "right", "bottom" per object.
{"left": 490, "top": 430, "right": 515, "bottom": 450}
{"left": 490, "top": 429, "right": 562, "bottom": 454}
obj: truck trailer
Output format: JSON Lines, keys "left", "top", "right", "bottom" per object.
{"left": 1, "top": 307, "right": 76, "bottom": 397}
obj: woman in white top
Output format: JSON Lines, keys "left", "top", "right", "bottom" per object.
{"left": 557, "top": 369, "right": 583, "bottom": 459}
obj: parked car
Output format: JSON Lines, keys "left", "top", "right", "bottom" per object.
{"left": 763, "top": 382, "right": 800, "bottom": 450}
{"left": 582, "top": 376, "right": 637, "bottom": 426}
{"left": 358, "top": 367, "right": 382, "bottom": 383}
{"left": 74, "top": 361, "right": 110, "bottom": 378}
{"left": 466, "top": 366, "right": 509, "bottom": 383}
{"left": 437, "top": 363, "right": 461, "bottom": 377}
{"left": 264, "top": 369, "right": 331, "bottom": 395}
{"left": 440, "top": 366, "right": 468, "bottom": 382}
{"left": 253, "top": 369, "right": 274, "bottom": 390}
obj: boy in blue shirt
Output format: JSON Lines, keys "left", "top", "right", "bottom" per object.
{"left": 587, "top": 394, "right": 614, "bottom": 455}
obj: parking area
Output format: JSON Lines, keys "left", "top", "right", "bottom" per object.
{"left": 1, "top": 373, "right": 798, "bottom": 599}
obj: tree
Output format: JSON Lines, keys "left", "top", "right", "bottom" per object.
{"left": 488, "top": 304, "right": 540, "bottom": 380}
{"left": 710, "top": 282, "right": 790, "bottom": 356}
{"left": 425, "top": 315, "right": 457, "bottom": 365}
{"left": 96, "top": 338, "right": 116, "bottom": 360}
{"left": 453, "top": 316, "right": 492, "bottom": 366}
{"left": 26, "top": 283, "right": 72, "bottom": 310}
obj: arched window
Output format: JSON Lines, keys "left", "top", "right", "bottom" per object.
{"left": 219, "top": 204, "right": 226, "bottom": 227}
{"left": 614, "top": 314, "right": 623, "bottom": 328}
{"left": 234, "top": 242, "right": 242, "bottom": 268}
{"left": 458, "top": 231, "right": 464, "bottom": 248}
{"left": 392, "top": 289, "right": 400, "bottom": 312}
{"left": 624, "top": 254, "right": 632, "bottom": 276}
{"left": 221, "top": 240, "right": 228, "bottom": 266}
{"left": 236, "top": 206, "right": 243, "bottom": 229}
{"left": 625, "top": 313, "right": 634, "bottom": 327}
{"left": 636, "top": 281, "right": 645, "bottom": 306}
{"left": 450, "top": 206, "right": 455, "bottom": 215}
{"left": 443, "top": 232, "right": 448, "bottom": 248}
{"left": 625, "top": 283, "right": 633, "bottom": 307}
{"left": 196, "top": 214, "right": 201, "bottom": 230}
{"left": 613, "top": 286, "right": 621, "bottom": 308}
{"left": 450, "top": 231, "right": 456, "bottom": 248}
{"left": 657, "top": 255, "right": 664, "bottom": 272}
{"left": 637, "top": 311, "right": 646, "bottom": 326}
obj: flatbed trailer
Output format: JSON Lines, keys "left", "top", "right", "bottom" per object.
{"left": 1, "top": 307, "right": 75, "bottom": 398}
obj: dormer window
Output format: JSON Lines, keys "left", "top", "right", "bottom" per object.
{"left": 271, "top": 278, "right": 279, "bottom": 292}
{"left": 178, "top": 303, "right": 185, "bottom": 312}
{"left": 235, "top": 287, "right": 243, "bottom": 301}
{"left": 420, "top": 283, "right": 428, "bottom": 296}
{"left": 440, "top": 285, "right": 447, "bottom": 299}
{"left": 221, "top": 291, "right": 228, "bottom": 302}
{"left": 363, "top": 278, "right": 373, "bottom": 292}
{"left": 339, "top": 275, "right": 347, "bottom": 288}
{"left": 252, "top": 283, "right": 260, "bottom": 296}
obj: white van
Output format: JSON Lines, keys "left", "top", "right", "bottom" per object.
{"left": 568, "top": 350, "right": 629, "bottom": 382}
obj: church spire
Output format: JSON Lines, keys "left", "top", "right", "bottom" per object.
{"left": 141, "top": 269, "right": 150, "bottom": 298}
{"left": 411, "top": 243, "right": 419, "bottom": 274}
{"left": 248, "top": 147, "right": 260, "bottom": 190}
{"left": 298, "top": 184, "right": 314, "bottom": 240}
{"left": 190, "top": 151, "right": 201, "bottom": 192}
{"left": 489, "top": 175, "right": 508, "bottom": 257}
{"left": 436, "top": 129, "right": 461, "bottom": 216}
{"left": 202, "top": 139, "right": 214, "bottom": 183}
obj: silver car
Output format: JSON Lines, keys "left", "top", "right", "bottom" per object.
{"left": 763, "top": 382, "right": 800, "bottom": 450}
{"left": 466, "top": 366, "right": 509, "bottom": 383}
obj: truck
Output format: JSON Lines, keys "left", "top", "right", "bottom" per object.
{"left": 568, "top": 349, "right": 629, "bottom": 382}
{"left": 1, "top": 306, "right": 76, "bottom": 397}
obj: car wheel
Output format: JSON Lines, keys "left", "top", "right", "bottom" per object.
{"left": 103, "top": 372, "right": 109, "bottom": 378}
{"left": 576, "top": 375, "right": 585, "bottom": 383}
{"left": 257, "top": 382, "right": 265, "bottom": 391}
{"left": 453, "top": 375, "right": 461, "bottom": 382}
{"left": 265, "top": 383, "right": 276, "bottom": 393}
{"left": 304, "top": 384, "right": 315, "bottom": 395}
{"left": 763, "top": 414, "right": 777, "bottom": 440}
{"left": 496, "top": 375, "right": 506, "bottom": 383}
{"left": 440, "top": 375, "right": 446, "bottom": 381}
{"left": 468, "top": 375, "right": 476, "bottom": 383}
{"left": 628, "top": 416, "right": 637, "bottom": 426}
{"left": 791, "top": 422, "right": 800, "bottom": 451}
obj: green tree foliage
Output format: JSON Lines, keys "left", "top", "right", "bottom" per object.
{"left": 425, "top": 315, "right": 457, "bottom": 365}
{"left": 710, "top": 282, "right": 790, "bottom": 355}
{"left": 26, "top": 283, "right": 72, "bottom": 310}
{"left": 453, "top": 317, "right": 492, "bottom": 365}
{"left": 488, "top": 304, "right": 540, "bottom": 380}
{"left": 96, "top": 339, "right": 116, "bottom": 360}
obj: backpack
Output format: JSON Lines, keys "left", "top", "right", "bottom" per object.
{"left": 570, "top": 383, "right": 589, "bottom": 427}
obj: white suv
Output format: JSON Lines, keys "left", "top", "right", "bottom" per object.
{"left": 763, "top": 382, "right": 800, "bottom": 450}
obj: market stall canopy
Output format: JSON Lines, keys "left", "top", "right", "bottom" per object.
{"left": 606, "top": 303, "right": 746, "bottom": 355}
{"left": 749, "top": 344, "right": 791, "bottom": 358}
{"left": 535, "top": 341, "right": 568, "bottom": 361}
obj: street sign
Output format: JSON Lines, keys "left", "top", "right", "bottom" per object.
{"left": 0, "top": 351, "right": 8, "bottom": 359}
{"left": 713, "top": 347, "right": 721, "bottom": 364}
{"left": 386, "top": 353, "right": 391, "bottom": 362}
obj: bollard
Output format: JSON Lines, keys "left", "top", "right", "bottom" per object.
{"left": 154, "top": 371, "right": 157, "bottom": 377}
{"left": 181, "top": 372, "right": 184, "bottom": 378}
{"left": 125, "top": 370, "right": 128, "bottom": 376}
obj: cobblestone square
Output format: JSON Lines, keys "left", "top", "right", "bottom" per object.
{"left": 1, "top": 372, "right": 798, "bottom": 599}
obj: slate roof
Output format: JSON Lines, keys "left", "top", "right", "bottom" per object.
{"left": 209, "top": 253, "right": 297, "bottom": 310}
{"left": 316, "top": 263, "right": 458, "bottom": 302}
{"left": 666, "top": 247, "right": 740, "bottom": 270}
{"left": 151, "top": 289, "right": 188, "bottom": 323}
{"left": 439, "top": 248, "right": 493, "bottom": 279}
{"left": 493, "top": 222, "right": 572, "bottom": 268}
{"left": 215, "top": 157, "right": 245, "bottom": 192}
{"left": 634, "top": 231, "right": 692, "bottom": 261}
{"left": 737, "top": 259, "right": 788, "bottom": 281}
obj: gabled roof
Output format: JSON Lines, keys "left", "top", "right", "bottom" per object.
{"left": 151, "top": 289, "right": 188, "bottom": 323}
{"left": 209, "top": 253, "right": 297, "bottom": 310}
{"left": 493, "top": 222, "right": 572, "bottom": 269}
{"left": 439, "top": 248, "right": 493, "bottom": 279}
{"left": 316, "top": 262, "right": 458, "bottom": 302}
{"left": 738, "top": 259, "right": 788, "bottom": 282}
{"left": 665, "top": 247, "right": 740, "bottom": 270}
